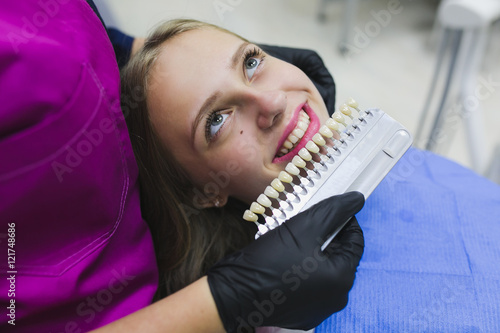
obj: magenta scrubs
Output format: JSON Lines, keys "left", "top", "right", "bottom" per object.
{"left": 0, "top": 1, "right": 158, "bottom": 331}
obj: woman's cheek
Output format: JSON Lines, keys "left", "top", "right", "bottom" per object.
{"left": 229, "top": 132, "right": 258, "bottom": 163}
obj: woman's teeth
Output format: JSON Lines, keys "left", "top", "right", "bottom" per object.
{"left": 277, "top": 110, "right": 310, "bottom": 157}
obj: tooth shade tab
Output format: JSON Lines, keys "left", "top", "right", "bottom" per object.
{"left": 271, "top": 178, "right": 285, "bottom": 192}
{"left": 285, "top": 163, "right": 300, "bottom": 176}
{"left": 347, "top": 97, "right": 358, "bottom": 108}
{"left": 306, "top": 141, "right": 320, "bottom": 154}
{"left": 298, "top": 148, "right": 312, "bottom": 161}
{"left": 264, "top": 186, "right": 279, "bottom": 198}
{"left": 292, "top": 155, "right": 306, "bottom": 168}
{"left": 333, "top": 112, "right": 347, "bottom": 125}
{"left": 257, "top": 194, "right": 272, "bottom": 207}
{"left": 319, "top": 125, "right": 334, "bottom": 138}
{"left": 325, "top": 118, "right": 340, "bottom": 132}
{"left": 243, "top": 210, "right": 258, "bottom": 222}
{"left": 250, "top": 202, "right": 266, "bottom": 214}
{"left": 278, "top": 171, "right": 293, "bottom": 183}
{"left": 340, "top": 104, "right": 352, "bottom": 116}
{"left": 312, "top": 133, "right": 326, "bottom": 146}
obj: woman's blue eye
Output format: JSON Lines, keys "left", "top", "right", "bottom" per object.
{"left": 245, "top": 57, "right": 261, "bottom": 80}
{"left": 209, "top": 112, "right": 229, "bottom": 138}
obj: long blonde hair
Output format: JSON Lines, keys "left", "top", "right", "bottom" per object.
{"left": 120, "top": 19, "right": 255, "bottom": 300}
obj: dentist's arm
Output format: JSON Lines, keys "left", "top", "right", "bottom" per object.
{"left": 90, "top": 277, "right": 224, "bottom": 333}
{"left": 91, "top": 192, "right": 365, "bottom": 332}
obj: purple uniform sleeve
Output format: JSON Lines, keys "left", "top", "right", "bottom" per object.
{"left": 0, "top": 1, "right": 158, "bottom": 331}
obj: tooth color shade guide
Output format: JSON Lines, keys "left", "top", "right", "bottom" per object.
{"left": 244, "top": 99, "right": 413, "bottom": 244}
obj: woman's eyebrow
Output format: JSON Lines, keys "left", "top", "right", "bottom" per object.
{"left": 230, "top": 41, "right": 250, "bottom": 69}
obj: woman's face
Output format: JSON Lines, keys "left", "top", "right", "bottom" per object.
{"left": 148, "top": 27, "right": 330, "bottom": 207}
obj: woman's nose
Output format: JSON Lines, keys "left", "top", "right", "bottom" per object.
{"left": 252, "top": 90, "right": 287, "bottom": 130}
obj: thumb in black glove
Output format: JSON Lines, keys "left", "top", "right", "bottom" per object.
{"left": 207, "top": 191, "right": 365, "bottom": 332}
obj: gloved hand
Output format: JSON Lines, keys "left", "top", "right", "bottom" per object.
{"left": 207, "top": 191, "right": 365, "bottom": 332}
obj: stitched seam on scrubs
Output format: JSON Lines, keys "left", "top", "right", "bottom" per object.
{"left": 46, "top": 63, "right": 129, "bottom": 276}
{"left": 87, "top": 60, "right": 131, "bottom": 246}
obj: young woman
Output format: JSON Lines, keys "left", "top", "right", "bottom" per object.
{"left": 121, "top": 17, "right": 500, "bottom": 333}
{"left": 121, "top": 19, "right": 343, "bottom": 299}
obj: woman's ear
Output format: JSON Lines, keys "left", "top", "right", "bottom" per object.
{"left": 191, "top": 189, "right": 228, "bottom": 209}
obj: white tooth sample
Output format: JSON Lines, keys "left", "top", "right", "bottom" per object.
{"left": 278, "top": 171, "right": 293, "bottom": 183}
{"left": 283, "top": 140, "right": 293, "bottom": 149}
{"left": 341, "top": 103, "right": 360, "bottom": 127}
{"left": 298, "top": 148, "right": 312, "bottom": 161}
{"left": 292, "top": 128, "right": 305, "bottom": 139}
{"left": 347, "top": 97, "right": 358, "bottom": 108}
{"left": 285, "top": 163, "right": 300, "bottom": 176}
{"left": 312, "top": 133, "right": 326, "bottom": 146}
{"left": 250, "top": 202, "right": 266, "bottom": 214}
{"left": 297, "top": 121, "right": 308, "bottom": 131}
{"left": 264, "top": 186, "right": 279, "bottom": 199}
{"left": 306, "top": 141, "right": 320, "bottom": 154}
{"left": 288, "top": 134, "right": 299, "bottom": 144}
{"left": 332, "top": 112, "right": 347, "bottom": 126}
{"left": 340, "top": 104, "right": 352, "bottom": 117}
{"left": 292, "top": 155, "right": 306, "bottom": 168}
{"left": 257, "top": 194, "right": 272, "bottom": 207}
{"left": 319, "top": 125, "right": 334, "bottom": 138}
{"left": 325, "top": 118, "right": 340, "bottom": 132}
{"left": 271, "top": 178, "right": 285, "bottom": 192}
{"left": 243, "top": 210, "right": 258, "bottom": 222}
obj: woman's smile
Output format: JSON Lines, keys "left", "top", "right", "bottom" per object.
{"left": 273, "top": 103, "right": 321, "bottom": 164}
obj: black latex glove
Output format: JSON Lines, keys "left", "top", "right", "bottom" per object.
{"left": 207, "top": 191, "right": 365, "bottom": 332}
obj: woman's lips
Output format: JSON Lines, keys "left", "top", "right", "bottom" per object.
{"left": 272, "top": 103, "right": 320, "bottom": 163}
{"left": 275, "top": 110, "right": 310, "bottom": 157}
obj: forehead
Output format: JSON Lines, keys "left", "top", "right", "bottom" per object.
{"left": 149, "top": 27, "right": 244, "bottom": 100}
{"left": 147, "top": 28, "right": 244, "bottom": 140}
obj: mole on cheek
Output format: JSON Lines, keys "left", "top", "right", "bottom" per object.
{"left": 240, "top": 130, "right": 243, "bottom": 135}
